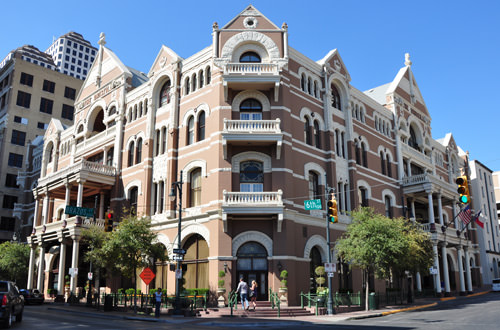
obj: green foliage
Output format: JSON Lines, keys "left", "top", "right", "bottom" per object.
{"left": 317, "top": 287, "right": 328, "bottom": 296}
{"left": 315, "top": 276, "right": 325, "bottom": 287}
{"left": 280, "top": 279, "right": 288, "bottom": 288}
{"left": 125, "top": 288, "right": 136, "bottom": 295}
{"left": 315, "top": 266, "right": 325, "bottom": 277}
{"left": 218, "top": 270, "right": 226, "bottom": 278}
{"left": 280, "top": 270, "right": 288, "bottom": 280}
{"left": 315, "top": 266, "right": 326, "bottom": 288}
{"left": 118, "top": 288, "right": 124, "bottom": 294}
{"left": 218, "top": 279, "right": 225, "bottom": 288}
{"left": 81, "top": 224, "right": 110, "bottom": 270}
{"left": 0, "top": 241, "right": 31, "bottom": 286}
{"left": 335, "top": 207, "right": 433, "bottom": 280}
{"left": 47, "top": 288, "right": 57, "bottom": 295}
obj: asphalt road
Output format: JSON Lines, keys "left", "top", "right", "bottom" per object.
{"left": 9, "top": 293, "right": 500, "bottom": 330}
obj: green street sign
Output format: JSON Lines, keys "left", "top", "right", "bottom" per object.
{"left": 304, "top": 199, "right": 322, "bottom": 210}
{"left": 65, "top": 205, "right": 95, "bottom": 218}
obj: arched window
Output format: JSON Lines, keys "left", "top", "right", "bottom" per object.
{"left": 313, "top": 81, "right": 318, "bottom": 98}
{"left": 308, "top": 171, "right": 320, "bottom": 199}
{"left": 386, "top": 154, "right": 392, "bottom": 178}
{"left": 138, "top": 103, "right": 143, "bottom": 118}
{"left": 240, "top": 161, "right": 263, "bottom": 192}
{"left": 335, "top": 130, "right": 340, "bottom": 157}
{"left": 355, "top": 142, "right": 361, "bottom": 165}
{"left": 192, "top": 74, "right": 197, "bottom": 92}
{"left": 361, "top": 143, "right": 367, "bottom": 167}
{"left": 128, "top": 141, "right": 135, "bottom": 167}
{"left": 380, "top": 151, "right": 386, "bottom": 175}
{"left": 109, "top": 106, "right": 117, "bottom": 116}
{"left": 341, "top": 132, "right": 346, "bottom": 158}
{"left": 359, "top": 187, "right": 368, "bottom": 207}
{"left": 159, "top": 181, "right": 164, "bottom": 213}
{"left": 304, "top": 117, "right": 312, "bottom": 145}
{"left": 190, "top": 168, "right": 202, "bottom": 207}
{"left": 93, "top": 109, "right": 106, "bottom": 132}
{"left": 187, "top": 116, "right": 195, "bottom": 145}
{"left": 240, "top": 98, "right": 262, "bottom": 120}
{"left": 135, "top": 138, "right": 142, "bottom": 164}
{"left": 314, "top": 120, "right": 321, "bottom": 148}
{"left": 159, "top": 80, "right": 171, "bottom": 107}
{"left": 206, "top": 67, "right": 211, "bottom": 84}
{"left": 409, "top": 126, "right": 418, "bottom": 150}
{"left": 301, "top": 74, "right": 306, "bottom": 91}
{"left": 185, "top": 77, "right": 190, "bottom": 95}
{"left": 307, "top": 77, "right": 312, "bottom": 95}
{"left": 155, "top": 130, "right": 160, "bottom": 156}
{"left": 133, "top": 105, "right": 137, "bottom": 121}
{"left": 184, "top": 234, "right": 209, "bottom": 289}
{"left": 129, "top": 187, "right": 138, "bottom": 215}
{"left": 236, "top": 242, "right": 268, "bottom": 298}
{"left": 47, "top": 144, "right": 53, "bottom": 163}
{"left": 161, "top": 127, "right": 167, "bottom": 154}
{"left": 239, "top": 51, "right": 261, "bottom": 63}
{"left": 385, "top": 196, "right": 393, "bottom": 218}
{"left": 331, "top": 84, "right": 342, "bottom": 110}
{"left": 197, "top": 112, "right": 205, "bottom": 142}
{"left": 199, "top": 71, "right": 204, "bottom": 88}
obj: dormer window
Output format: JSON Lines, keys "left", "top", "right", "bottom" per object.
{"left": 239, "top": 52, "right": 261, "bottom": 63}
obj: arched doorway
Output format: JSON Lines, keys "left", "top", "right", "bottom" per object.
{"left": 237, "top": 242, "right": 268, "bottom": 300}
{"left": 447, "top": 255, "right": 456, "bottom": 291}
{"left": 309, "top": 246, "right": 322, "bottom": 292}
{"left": 183, "top": 234, "right": 209, "bottom": 290}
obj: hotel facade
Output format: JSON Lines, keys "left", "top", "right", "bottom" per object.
{"left": 26, "top": 6, "right": 482, "bottom": 304}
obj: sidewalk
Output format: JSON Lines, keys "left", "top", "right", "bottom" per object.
{"left": 45, "top": 289, "right": 492, "bottom": 326}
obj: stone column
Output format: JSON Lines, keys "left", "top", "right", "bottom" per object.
{"left": 452, "top": 204, "right": 458, "bottom": 229}
{"left": 63, "top": 183, "right": 71, "bottom": 220}
{"left": 77, "top": 180, "right": 84, "bottom": 207}
{"left": 457, "top": 246, "right": 466, "bottom": 294}
{"left": 37, "top": 245, "right": 45, "bottom": 290}
{"left": 70, "top": 236, "right": 80, "bottom": 294}
{"left": 57, "top": 241, "right": 67, "bottom": 296}
{"left": 441, "top": 244, "right": 451, "bottom": 295}
{"left": 437, "top": 194, "right": 444, "bottom": 225}
{"left": 407, "top": 160, "right": 412, "bottom": 177}
{"left": 416, "top": 272, "right": 422, "bottom": 292}
{"left": 42, "top": 194, "right": 50, "bottom": 225}
{"left": 99, "top": 191, "right": 105, "bottom": 219}
{"left": 33, "top": 198, "right": 40, "bottom": 227}
{"left": 464, "top": 247, "right": 473, "bottom": 293}
{"left": 27, "top": 244, "right": 37, "bottom": 290}
{"left": 433, "top": 243, "right": 442, "bottom": 294}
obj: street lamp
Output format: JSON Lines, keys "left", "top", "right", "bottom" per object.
{"left": 169, "top": 170, "right": 183, "bottom": 315}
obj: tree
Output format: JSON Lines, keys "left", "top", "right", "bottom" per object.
{"left": 0, "top": 242, "right": 31, "bottom": 287}
{"left": 335, "top": 207, "right": 433, "bottom": 310}
{"left": 101, "top": 213, "right": 166, "bottom": 311}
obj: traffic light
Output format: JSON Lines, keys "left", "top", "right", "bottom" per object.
{"left": 327, "top": 193, "right": 338, "bottom": 223}
{"left": 105, "top": 211, "right": 114, "bottom": 232}
{"left": 456, "top": 175, "right": 470, "bottom": 204}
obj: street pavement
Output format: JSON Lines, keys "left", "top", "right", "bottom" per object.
{"left": 12, "top": 289, "right": 495, "bottom": 329}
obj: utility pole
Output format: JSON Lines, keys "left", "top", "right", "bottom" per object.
{"left": 324, "top": 174, "right": 335, "bottom": 315}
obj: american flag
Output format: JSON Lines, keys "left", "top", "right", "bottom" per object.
{"left": 458, "top": 205, "right": 473, "bottom": 226}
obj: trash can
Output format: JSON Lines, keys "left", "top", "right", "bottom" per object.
{"left": 104, "top": 295, "right": 113, "bottom": 311}
{"left": 368, "top": 292, "right": 378, "bottom": 310}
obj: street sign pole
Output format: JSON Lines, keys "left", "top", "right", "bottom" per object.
{"left": 324, "top": 174, "right": 335, "bottom": 315}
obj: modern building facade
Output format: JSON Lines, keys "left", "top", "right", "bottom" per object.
{"left": 0, "top": 46, "right": 83, "bottom": 242}
{"left": 27, "top": 6, "right": 481, "bottom": 303}
{"left": 45, "top": 32, "right": 97, "bottom": 80}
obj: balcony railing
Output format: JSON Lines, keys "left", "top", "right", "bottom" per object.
{"left": 75, "top": 126, "right": 116, "bottom": 155}
{"left": 38, "top": 159, "right": 116, "bottom": 186}
{"left": 223, "top": 119, "right": 281, "bottom": 134}
{"left": 222, "top": 190, "right": 283, "bottom": 207}
{"left": 224, "top": 63, "right": 279, "bottom": 75}
{"left": 34, "top": 216, "right": 106, "bottom": 235}
{"left": 401, "top": 143, "right": 431, "bottom": 163}
{"left": 401, "top": 173, "right": 428, "bottom": 185}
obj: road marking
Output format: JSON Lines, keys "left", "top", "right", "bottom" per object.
{"left": 380, "top": 302, "right": 438, "bottom": 316}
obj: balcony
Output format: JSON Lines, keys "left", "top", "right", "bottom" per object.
{"left": 221, "top": 189, "right": 284, "bottom": 232}
{"left": 31, "top": 216, "right": 106, "bottom": 243}
{"left": 401, "top": 143, "right": 431, "bottom": 166}
{"left": 222, "top": 63, "right": 281, "bottom": 102}
{"left": 38, "top": 160, "right": 116, "bottom": 191}
{"left": 401, "top": 172, "right": 456, "bottom": 197}
{"left": 417, "top": 222, "right": 468, "bottom": 246}
{"left": 75, "top": 126, "right": 117, "bottom": 156}
{"left": 222, "top": 119, "right": 283, "bottom": 159}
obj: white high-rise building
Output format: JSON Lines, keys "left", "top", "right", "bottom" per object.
{"left": 45, "top": 32, "right": 97, "bottom": 80}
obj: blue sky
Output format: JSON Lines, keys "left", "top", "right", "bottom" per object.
{"left": 2, "top": 1, "right": 499, "bottom": 170}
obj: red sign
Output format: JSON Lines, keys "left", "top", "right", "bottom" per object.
{"left": 139, "top": 267, "right": 155, "bottom": 286}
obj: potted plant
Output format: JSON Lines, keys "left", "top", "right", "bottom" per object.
{"left": 279, "top": 270, "right": 288, "bottom": 292}
{"left": 315, "top": 266, "right": 326, "bottom": 306}
{"left": 217, "top": 270, "right": 226, "bottom": 307}
{"left": 64, "top": 275, "right": 71, "bottom": 299}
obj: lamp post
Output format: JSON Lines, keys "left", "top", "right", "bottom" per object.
{"left": 169, "top": 170, "right": 183, "bottom": 315}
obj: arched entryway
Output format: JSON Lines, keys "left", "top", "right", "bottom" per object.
{"left": 447, "top": 254, "right": 456, "bottom": 291}
{"left": 309, "top": 246, "right": 322, "bottom": 292}
{"left": 236, "top": 242, "right": 268, "bottom": 300}
{"left": 183, "top": 234, "right": 209, "bottom": 290}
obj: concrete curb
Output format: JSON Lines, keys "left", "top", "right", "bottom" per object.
{"left": 347, "top": 302, "right": 438, "bottom": 320}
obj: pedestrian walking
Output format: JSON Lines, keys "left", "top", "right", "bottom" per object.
{"left": 250, "top": 280, "right": 258, "bottom": 310}
{"left": 154, "top": 288, "right": 163, "bottom": 317}
{"left": 236, "top": 277, "right": 249, "bottom": 310}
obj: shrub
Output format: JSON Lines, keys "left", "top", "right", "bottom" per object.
{"left": 218, "top": 279, "right": 225, "bottom": 288}
{"left": 219, "top": 270, "right": 226, "bottom": 278}
{"left": 117, "top": 288, "right": 124, "bottom": 294}
{"left": 125, "top": 288, "right": 135, "bottom": 295}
